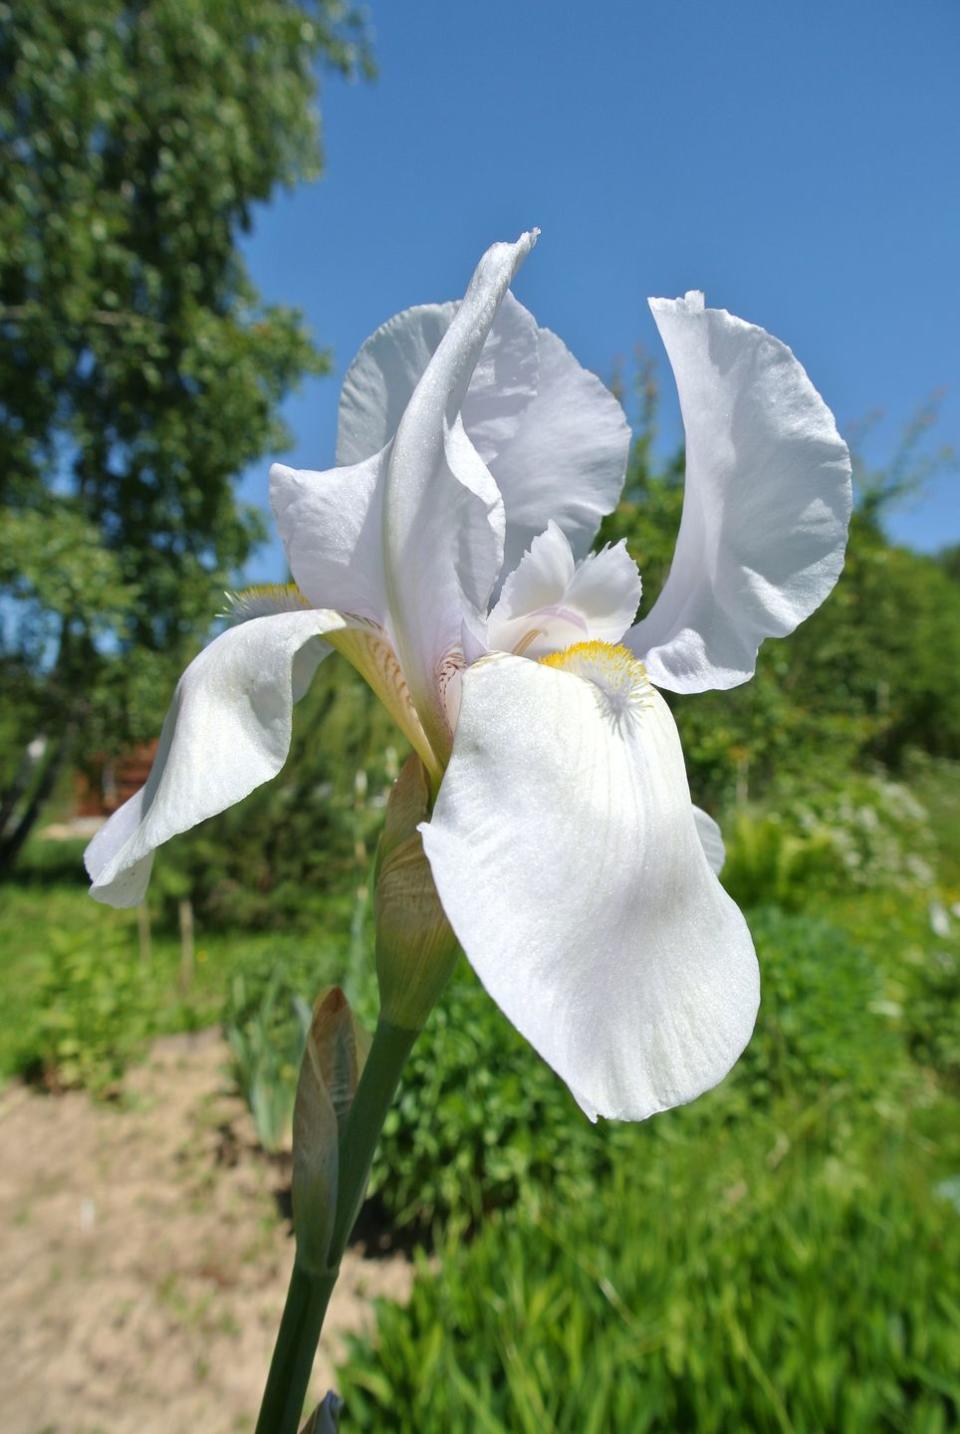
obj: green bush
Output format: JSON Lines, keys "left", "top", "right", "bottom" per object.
{"left": 721, "top": 773, "right": 940, "bottom": 913}
{"left": 718, "top": 812, "right": 837, "bottom": 912}
{"left": 18, "top": 924, "right": 173, "bottom": 1094}
{"left": 339, "top": 1119, "right": 960, "bottom": 1432}
{"left": 0, "top": 881, "right": 356, "bottom": 1095}
{"left": 368, "top": 968, "right": 621, "bottom": 1232}
{"left": 734, "top": 907, "right": 909, "bottom": 1110}
{"left": 903, "top": 946, "right": 960, "bottom": 1092}
{"left": 368, "top": 908, "right": 909, "bottom": 1234}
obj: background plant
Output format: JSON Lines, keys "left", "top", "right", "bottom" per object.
{"left": 0, "top": 0, "right": 372, "bottom": 867}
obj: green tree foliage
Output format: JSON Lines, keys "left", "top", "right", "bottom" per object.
{"left": 937, "top": 542, "right": 960, "bottom": 586}
{"left": 0, "top": 0, "right": 372, "bottom": 865}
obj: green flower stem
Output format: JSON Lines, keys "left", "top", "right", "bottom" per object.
{"left": 254, "top": 1263, "right": 337, "bottom": 1434}
{"left": 255, "top": 1018, "right": 420, "bottom": 1434}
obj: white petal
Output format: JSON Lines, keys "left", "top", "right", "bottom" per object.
{"left": 336, "top": 282, "right": 628, "bottom": 609}
{"left": 459, "top": 291, "right": 541, "bottom": 469}
{"left": 271, "top": 450, "right": 389, "bottom": 625}
{"left": 489, "top": 324, "right": 631, "bottom": 578}
{"left": 337, "top": 304, "right": 456, "bottom": 466}
{"left": 487, "top": 521, "right": 642, "bottom": 658}
{"left": 421, "top": 650, "right": 759, "bottom": 1121}
{"left": 628, "top": 293, "right": 852, "bottom": 692}
{"left": 84, "top": 610, "right": 344, "bottom": 908}
{"left": 384, "top": 234, "right": 537, "bottom": 758}
{"left": 336, "top": 291, "right": 540, "bottom": 472}
{"left": 693, "top": 805, "right": 725, "bottom": 874}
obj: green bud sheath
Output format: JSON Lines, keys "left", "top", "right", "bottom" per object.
{"left": 291, "top": 987, "right": 371, "bottom": 1274}
{"left": 375, "top": 753, "right": 459, "bottom": 1031}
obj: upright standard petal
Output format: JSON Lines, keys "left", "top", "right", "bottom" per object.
{"left": 338, "top": 280, "right": 629, "bottom": 611}
{"left": 85, "top": 610, "right": 344, "bottom": 908}
{"left": 421, "top": 647, "right": 759, "bottom": 1121}
{"left": 383, "top": 234, "right": 538, "bottom": 759}
{"left": 336, "top": 304, "right": 456, "bottom": 466}
{"left": 487, "top": 521, "right": 642, "bottom": 659}
{"left": 337, "top": 292, "right": 539, "bottom": 471}
{"left": 628, "top": 293, "right": 852, "bottom": 692}
{"left": 488, "top": 323, "right": 631, "bottom": 579}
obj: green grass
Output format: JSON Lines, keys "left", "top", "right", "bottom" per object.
{"left": 0, "top": 874, "right": 359, "bottom": 1094}
{"left": 339, "top": 1106, "right": 960, "bottom": 1433}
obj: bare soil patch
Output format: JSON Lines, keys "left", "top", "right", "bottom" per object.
{"left": 0, "top": 1029, "right": 412, "bottom": 1433}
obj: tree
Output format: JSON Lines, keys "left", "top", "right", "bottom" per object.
{"left": 0, "top": 0, "right": 372, "bottom": 866}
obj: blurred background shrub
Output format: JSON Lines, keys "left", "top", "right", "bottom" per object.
{"left": 338, "top": 1117, "right": 960, "bottom": 1433}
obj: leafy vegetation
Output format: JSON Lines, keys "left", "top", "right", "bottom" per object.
{"left": 339, "top": 1114, "right": 960, "bottom": 1433}
{"left": 0, "top": 875, "right": 353, "bottom": 1095}
{"left": 0, "top": 0, "right": 372, "bottom": 866}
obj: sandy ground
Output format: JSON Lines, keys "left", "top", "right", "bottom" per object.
{"left": 0, "top": 1030, "right": 412, "bottom": 1434}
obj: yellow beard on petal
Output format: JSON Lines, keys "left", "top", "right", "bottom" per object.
{"left": 221, "top": 582, "right": 311, "bottom": 622}
{"left": 540, "top": 641, "right": 653, "bottom": 729}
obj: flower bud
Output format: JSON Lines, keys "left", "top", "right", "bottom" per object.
{"left": 291, "top": 987, "right": 370, "bottom": 1273}
{"left": 375, "top": 753, "right": 459, "bottom": 1031}
{"left": 299, "top": 1391, "right": 343, "bottom": 1432}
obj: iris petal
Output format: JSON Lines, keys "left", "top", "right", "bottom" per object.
{"left": 421, "top": 650, "right": 759, "bottom": 1121}
{"left": 85, "top": 610, "right": 347, "bottom": 907}
{"left": 629, "top": 292, "right": 852, "bottom": 692}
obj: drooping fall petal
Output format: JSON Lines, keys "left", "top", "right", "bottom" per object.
{"left": 84, "top": 610, "right": 346, "bottom": 907}
{"left": 421, "top": 648, "right": 759, "bottom": 1121}
{"left": 628, "top": 292, "right": 852, "bottom": 692}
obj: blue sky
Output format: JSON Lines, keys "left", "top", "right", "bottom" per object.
{"left": 240, "top": 0, "right": 959, "bottom": 581}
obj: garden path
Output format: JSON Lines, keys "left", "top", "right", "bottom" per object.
{"left": 0, "top": 1029, "right": 411, "bottom": 1433}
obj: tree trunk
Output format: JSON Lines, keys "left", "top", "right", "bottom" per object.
{"left": 0, "top": 728, "right": 73, "bottom": 873}
{"left": 0, "top": 737, "right": 46, "bottom": 839}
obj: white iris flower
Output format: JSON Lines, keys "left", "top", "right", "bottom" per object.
{"left": 85, "top": 232, "right": 851, "bottom": 1122}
